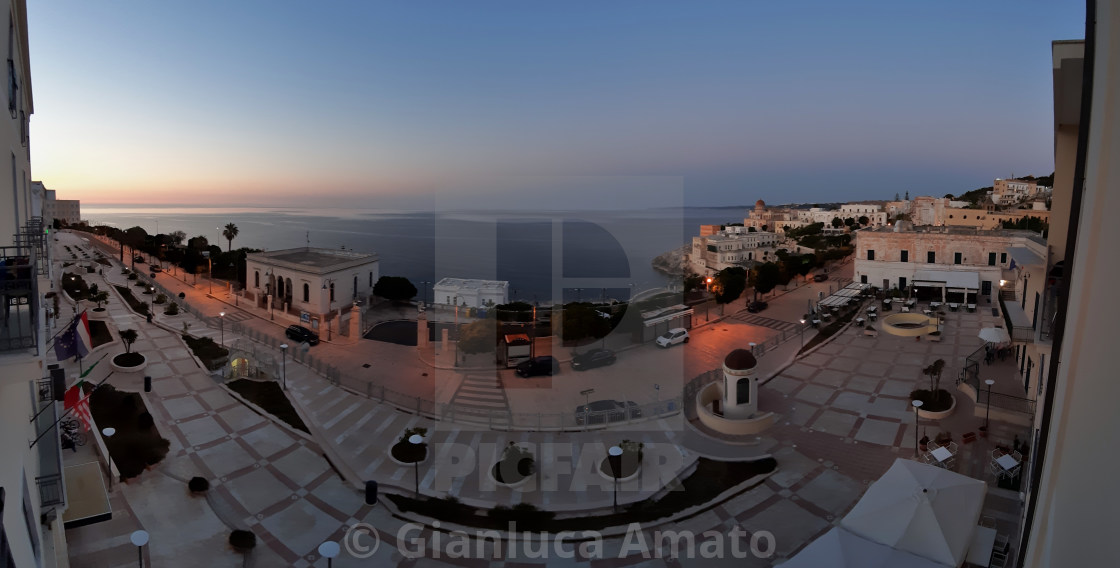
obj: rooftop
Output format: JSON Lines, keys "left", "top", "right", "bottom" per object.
{"left": 434, "top": 277, "right": 509, "bottom": 291}
{"left": 247, "top": 247, "right": 378, "bottom": 273}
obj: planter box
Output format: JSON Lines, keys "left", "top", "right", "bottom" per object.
{"left": 110, "top": 353, "right": 148, "bottom": 374}
{"left": 916, "top": 392, "right": 956, "bottom": 420}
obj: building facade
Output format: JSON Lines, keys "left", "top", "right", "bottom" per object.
{"left": 853, "top": 224, "right": 1047, "bottom": 302}
{"left": 1, "top": 3, "right": 70, "bottom": 566}
{"left": 42, "top": 188, "right": 80, "bottom": 226}
{"left": 245, "top": 247, "right": 379, "bottom": 327}
{"left": 992, "top": 178, "right": 1052, "bottom": 206}
{"left": 432, "top": 278, "right": 509, "bottom": 308}
{"left": 687, "top": 231, "right": 782, "bottom": 276}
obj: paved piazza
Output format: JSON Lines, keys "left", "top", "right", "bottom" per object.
{"left": 59, "top": 232, "right": 1028, "bottom": 567}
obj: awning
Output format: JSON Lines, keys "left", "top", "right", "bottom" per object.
{"left": 913, "top": 270, "right": 980, "bottom": 290}
{"left": 1008, "top": 246, "right": 1045, "bottom": 267}
{"left": 1003, "top": 301, "right": 1033, "bottom": 330}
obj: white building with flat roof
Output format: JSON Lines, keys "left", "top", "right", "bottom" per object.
{"left": 432, "top": 278, "right": 509, "bottom": 308}
{"left": 245, "top": 247, "right": 379, "bottom": 328}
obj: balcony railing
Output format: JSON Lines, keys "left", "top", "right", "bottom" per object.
{"left": 34, "top": 380, "right": 65, "bottom": 509}
{"left": 1, "top": 244, "right": 39, "bottom": 352}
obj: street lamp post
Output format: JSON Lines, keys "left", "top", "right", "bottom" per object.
{"left": 318, "top": 541, "right": 340, "bottom": 568}
{"left": 322, "top": 279, "right": 335, "bottom": 341}
{"left": 608, "top": 445, "right": 623, "bottom": 512}
{"left": 219, "top": 312, "right": 225, "bottom": 345}
{"left": 799, "top": 318, "right": 807, "bottom": 348}
{"left": 208, "top": 256, "right": 213, "bottom": 293}
{"left": 130, "top": 530, "right": 149, "bottom": 568}
{"left": 280, "top": 343, "right": 288, "bottom": 390}
{"left": 409, "top": 434, "right": 424, "bottom": 497}
{"left": 912, "top": 400, "right": 924, "bottom": 457}
{"left": 984, "top": 379, "right": 996, "bottom": 430}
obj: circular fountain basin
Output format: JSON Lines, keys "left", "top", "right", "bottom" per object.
{"left": 881, "top": 313, "right": 939, "bottom": 337}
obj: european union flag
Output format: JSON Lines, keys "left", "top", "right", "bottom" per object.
{"left": 53, "top": 318, "right": 90, "bottom": 361}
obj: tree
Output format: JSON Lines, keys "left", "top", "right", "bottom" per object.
{"left": 749, "top": 262, "right": 781, "bottom": 300}
{"left": 711, "top": 267, "right": 747, "bottom": 306}
{"left": 923, "top": 358, "right": 947, "bottom": 393}
{"left": 681, "top": 273, "right": 705, "bottom": 295}
{"left": 747, "top": 226, "right": 757, "bottom": 232}
{"left": 120, "top": 329, "right": 139, "bottom": 354}
{"left": 458, "top": 318, "right": 498, "bottom": 354}
{"left": 124, "top": 226, "right": 148, "bottom": 271}
{"left": 895, "top": 192, "right": 900, "bottom": 201}
{"left": 222, "top": 223, "right": 239, "bottom": 252}
{"left": 373, "top": 276, "right": 418, "bottom": 303}
{"left": 188, "top": 235, "right": 209, "bottom": 250}
{"left": 844, "top": 217, "right": 855, "bottom": 227}
{"left": 560, "top": 303, "right": 611, "bottom": 343}
{"left": 905, "top": 191, "right": 909, "bottom": 200}
{"left": 91, "top": 290, "right": 110, "bottom": 310}
{"left": 831, "top": 217, "right": 843, "bottom": 228}
{"left": 170, "top": 230, "right": 187, "bottom": 245}
{"left": 858, "top": 215, "right": 869, "bottom": 225}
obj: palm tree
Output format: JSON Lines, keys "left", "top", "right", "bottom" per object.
{"left": 222, "top": 223, "right": 239, "bottom": 252}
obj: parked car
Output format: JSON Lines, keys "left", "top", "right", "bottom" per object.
{"left": 285, "top": 325, "right": 320, "bottom": 345}
{"left": 813, "top": 273, "right": 828, "bottom": 282}
{"left": 151, "top": 265, "right": 163, "bottom": 273}
{"left": 516, "top": 356, "right": 560, "bottom": 378}
{"left": 655, "top": 328, "right": 690, "bottom": 348}
{"left": 575, "top": 400, "right": 642, "bottom": 425}
{"left": 571, "top": 348, "right": 617, "bottom": 371}
{"left": 747, "top": 301, "right": 769, "bottom": 313}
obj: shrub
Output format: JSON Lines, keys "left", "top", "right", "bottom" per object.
{"left": 229, "top": 530, "right": 256, "bottom": 551}
{"left": 137, "top": 412, "right": 154, "bottom": 431}
{"left": 154, "top": 293, "right": 167, "bottom": 305}
{"left": 188, "top": 477, "right": 210, "bottom": 493}
{"left": 178, "top": 291, "right": 186, "bottom": 299}
{"left": 164, "top": 302, "right": 180, "bottom": 316}
{"left": 128, "top": 272, "right": 139, "bottom": 280}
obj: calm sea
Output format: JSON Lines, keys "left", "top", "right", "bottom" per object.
{"left": 81, "top": 206, "right": 748, "bottom": 303}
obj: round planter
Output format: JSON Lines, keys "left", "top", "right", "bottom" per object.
{"left": 489, "top": 461, "right": 533, "bottom": 488}
{"left": 598, "top": 455, "right": 643, "bottom": 483}
{"left": 110, "top": 352, "right": 148, "bottom": 373}
{"left": 916, "top": 391, "right": 956, "bottom": 420}
{"left": 388, "top": 443, "right": 429, "bottom": 467}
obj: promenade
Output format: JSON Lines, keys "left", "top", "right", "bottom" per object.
{"left": 57, "top": 230, "right": 1029, "bottom": 566}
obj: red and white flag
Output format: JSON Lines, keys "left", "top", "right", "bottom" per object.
{"left": 64, "top": 380, "right": 93, "bottom": 432}
{"left": 75, "top": 311, "right": 93, "bottom": 354}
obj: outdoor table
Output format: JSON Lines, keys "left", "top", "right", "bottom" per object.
{"left": 968, "top": 304, "right": 977, "bottom": 312}
{"left": 949, "top": 303, "right": 960, "bottom": 311}
{"left": 931, "top": 301, "right": 942, "bottom": 308}
{"left": 901, "top": 306, "right": 910, "bottom": 313}
{"left": 883, "top": 298, "right": 892, "bottom": 304}
{"left": 855, "top": 317, "right": 865, "bottom": 327}
{"left": 923, "top": 309, "right": 933, "bottom": 316}
{"left": 930, "top": 446, "right": 953, "bottom": 462}
{"left": 996, "top": 454, "right": 1019, "bottom": 471}
{"left": 906, "top": 298, "right": 917, "bottom": 306}
{"left": 966, "top": 526, "right": 998, "bottom": 566}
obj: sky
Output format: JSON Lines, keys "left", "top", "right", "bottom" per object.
{"left": 27, "top": 1, "right": 1086, "bottom": 209}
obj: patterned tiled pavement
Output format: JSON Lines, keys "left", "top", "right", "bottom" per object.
{"left": 58, "top": 233, "right": 1028, "bottom": 566}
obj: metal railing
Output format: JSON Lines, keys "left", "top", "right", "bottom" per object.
{"left": 33, "top": 382, "right": 65, "bottom": 508}
{"left": 1, "top": 244, "right": 39, "bottom": 352}
{"left": 961, "top": 345, "right": 1036, "bottom": 415}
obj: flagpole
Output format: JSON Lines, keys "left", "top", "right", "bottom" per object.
{"left": 29, "top": 371, "right": 116, "bottom": 449}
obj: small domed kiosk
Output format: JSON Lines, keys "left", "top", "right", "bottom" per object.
{"left": 696, "top": 346, "right": 775, "bottom": 435}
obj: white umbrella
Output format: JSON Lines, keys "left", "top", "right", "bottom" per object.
{"left": 778, "top": 527, "right": 948, "bottom": 568}
{"left": 978, "top": 327, "right": 1011, "bottom": 344}
{"left": 841, "top": 458, "right": 987, "bottom": 567}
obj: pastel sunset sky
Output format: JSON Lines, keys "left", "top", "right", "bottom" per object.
{"left": 28, "top": 1, "right": 1084, "bottom": 209}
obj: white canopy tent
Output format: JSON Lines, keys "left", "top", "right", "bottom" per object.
{"left": 778, "top": 527, "right": 948, "bottom": 568}
{"left": 841, "top": 458, "right": 987, "bottom": 567}
{"left": 979, "top": 327, "right": 1011, "bottom": 344}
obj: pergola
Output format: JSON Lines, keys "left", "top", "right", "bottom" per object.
{"left": 912, "top": 270, "right": 980, "bottom": 303}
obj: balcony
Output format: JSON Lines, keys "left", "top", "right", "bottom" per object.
{"left": 1, "top": 244, "right": 39, "bottom": 352}
{"left": 998, "top": 296, "right": 1034, "bottom": 343}
{"left": 34, "top": 377, "right": 66, "bottom": 509}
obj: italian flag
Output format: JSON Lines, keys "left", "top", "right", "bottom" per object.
{"left": 76, "top": 310, "right": 93, "bottom": 354}
{"left": 64, "top": 379, "right": 93, "bottom": 432}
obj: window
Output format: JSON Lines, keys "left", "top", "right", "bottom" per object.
{"left": 369, "top": 272, "right": 373, "bottom": 287}
{"left": 900, "top": 250, "right": 908, "bottom": 263}
{"left": 867, "top": 249, "right": 875, "bottom": 261}
{"left": 927, "top": 251, "right": 935, "bottom": 263}
{"left": 1001, "top": 252, "right": 1007, "bottom": 264}
{"left": 302, "top": 283, "right": 309, "bottom": 302}
{"left": 988, "top": 252, "right": 997, "bottom": 266}
{"left": 860, "top": 274, "right": 867, "bottom": 284}
{"left": 254, "top": 271, "right": 259, "bottom": 288}
{"left": 330, "top": 282, "right": 335, "bottom": 302}
{"left": 736, "top": 378, "right": 751, "bottom": 405}
{"left": 954, "top": 252, "right": 962, "bottom": 265}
